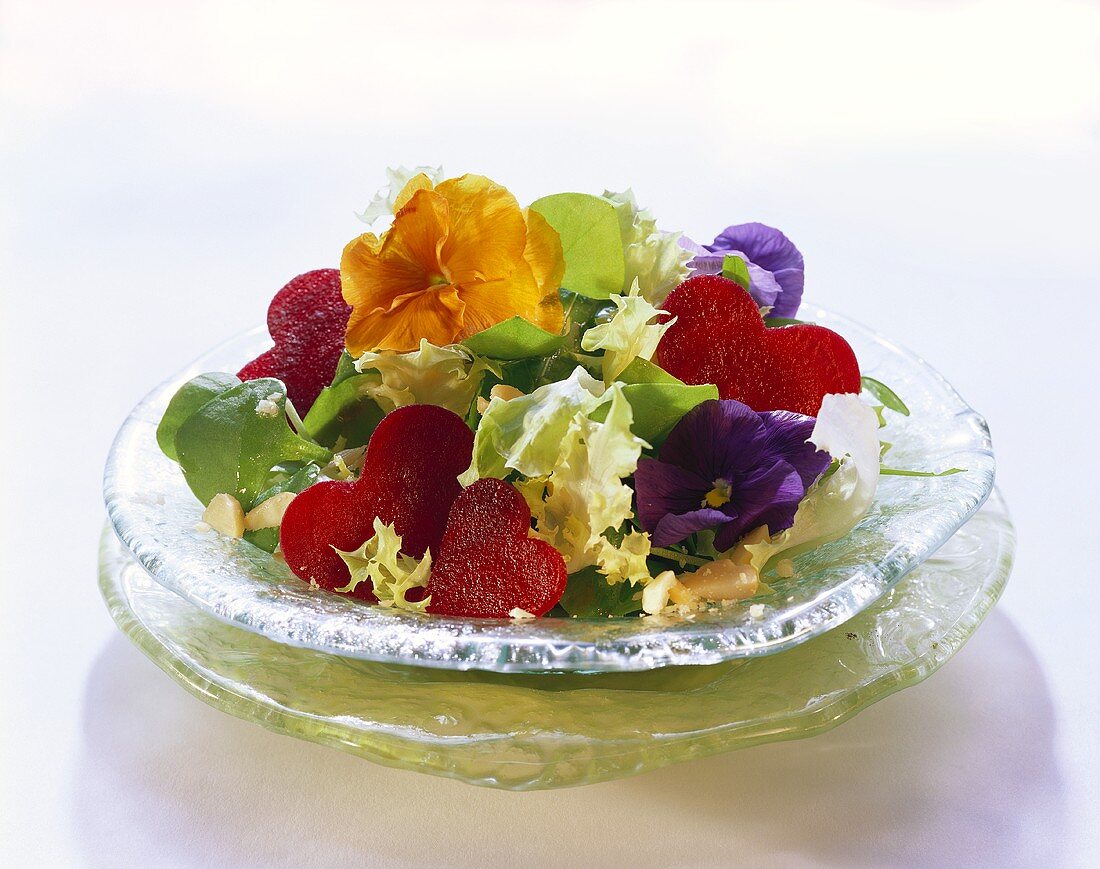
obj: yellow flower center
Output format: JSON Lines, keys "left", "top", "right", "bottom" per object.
{"left": 703, "top": 478, "right": 733, "bottom": 509}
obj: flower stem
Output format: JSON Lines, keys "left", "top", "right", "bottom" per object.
{"left": 649, "top": 546, "right": 710, "bottom": 569}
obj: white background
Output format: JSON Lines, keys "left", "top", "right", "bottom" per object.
{"left": 2, "top": 1, "right": 1098, "bottom": 865}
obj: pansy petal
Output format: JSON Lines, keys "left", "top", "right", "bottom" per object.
{"left": 767, "top": 267, "right": 805, "bottom": 318}
{"left": 714, "top": 459, "right": 804, "bottom": 550}
{"left": 435, "top": 175, "right": 528, "bottom": 285}
{"left": 392, "top": 172, "right": 437, "bottom": 213}
{"left": 522, "top": 207, "right": 566, "bottom": 300}
{"left": 382, "top": 188, "right": 450, "bottom": 279}
{"left": 341, "top": 233, "right": 428, "bottom": 327}
{"left": 345, "top": 285, "right": 466, "bottom": 354}
{"left": 635, "top": 457, "right": 714, "bottom": 539}
{"left": 652, "top": 507, "right": 734, "bottom": 548}
{"left": 705, "top": 222, "right": 805, "bottom": 317}
{"left": 685, "top": 249, "right": 782, "bottom": 310}
{"left": 456, "top": 264, "right": 564, "bottom": 338}
{"left": 759, "top": 410, "right": 831, "bottom": 488}
{"left": 659, "top": 399, "right": 766, "bottom": 479}
{"left": 340, "top": 189, "right": 451, "bottom": 332}
{"left": 707, "top": 223, "right": 804, "bottom": 274}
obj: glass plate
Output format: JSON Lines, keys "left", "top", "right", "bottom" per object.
{"left": 98, "top": 491, "right": 1014, "bottom": 790}
{"left": 103, "top": 303, "right": 996, "bottom": 672}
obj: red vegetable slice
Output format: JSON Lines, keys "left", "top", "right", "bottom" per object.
{"left": 279, "top": 404, "right": 473, "bottom": 598}
{"left": 237, "top": 268, "right": 350, "bottom": 414}
{"left": 427, "top": 478, "right": 568, "bottom": 618}
{"left": 657, "top": 274, "right": 861, "bottom": 417}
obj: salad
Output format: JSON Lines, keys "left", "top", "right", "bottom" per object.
{"left": 156, "top": 168, "right": 953, "bottom": 620}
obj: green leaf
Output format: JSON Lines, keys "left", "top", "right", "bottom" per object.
{"left": 591, "top": 382, "right": 719, "bottom": 445}
{"left": 243, "top": 463, "right": 324, "bottom": 552}
{"left": 355, "top": 340, "right": 499, "bottom": 416}
{"left": 493, "top": 358, "right": 544, "bottom": 395}
{"left": 525, "top": 385, "right": 647, "bottom": 572}
{"left": 156, "top": 372, "right": 241, "bottom": 460}
{"left": 880, "top": 466, "right": 965, "bottom": 477}
{"left": 303, "top": 372, "right": 388, "bottom": 449}
{"left": 616, "top": 356, "right": 681, "bottom": 386}
{"left": 330, "top": 350, "right": 360, "bottom": 386}
{"left": 764, "top": 317, "right": 811, "bottom": 328}
{"left": 175, "top": 378, "right": 331, "bottom": 510}
{"left": 561, "top": 289, "right": 612, "bottom": 331}
{"left": 861, "top": 376, "right": 910, "bottom": 417}
{"left": 461, "top": 316, "right": 565, "bottom": 360}
{"left": 530, "top": 193, "right": 625, "bottom": 299}
{"left": 580, "top": 281, "right": 672, "bottom": 383}
{"left": 721, "top": 254, "right": 751, "bottom": 290}
{"left": 465, "top": 366, "right": 607, "bottom": 482}
{"left": 558, "top": 566, "right": 642, "bottom": 617}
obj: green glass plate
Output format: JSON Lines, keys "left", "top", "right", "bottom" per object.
{"left": 98, "top": 491, "right": 1013, "bottom": 791}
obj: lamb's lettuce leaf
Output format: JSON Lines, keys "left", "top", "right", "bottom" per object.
{"left": 156, "top": 372, "right": 241, "bottom": 460}
{"left": 175, "top": 378, "right": 330, "bottom": 509}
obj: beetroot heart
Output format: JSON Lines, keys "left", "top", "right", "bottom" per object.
{"left": 657, "top": 274, "right": 861, "bottom": 416}
{"left": 237, "top": 269, "right": 351, "bottom": 414}
{"left": 427, "top": 478, "right": 568, "bottom": 618}
{"left": 279, "top": 404, "right": 474, "bottom": 598}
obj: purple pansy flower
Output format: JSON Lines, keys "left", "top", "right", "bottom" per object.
{"left": 680, "top": 223, "right": 805, "bottom": 318}
{"left": 635, "top": 399, "right": 830, "bottom": 551}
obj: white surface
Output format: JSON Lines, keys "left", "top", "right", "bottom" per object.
{"left": 2, "top": 1, "right": 1097, "bottom": 866}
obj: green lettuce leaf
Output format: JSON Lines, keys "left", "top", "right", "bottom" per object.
{"left": 558, "top": 565, "right": 643, "bottom": 617}
{"left": 303, "top": 372, "right": 387, "bottom": 449}
{"left": 463, "top": 366, "right": 607, "bottom": 482}
{"left": 616, "top": 382, "right": 718, "bottom": 445}
{"left": 527, "top": 385, "right": 648, "bottom": 571}
{"left": 354, "top": 339, "right": 498, "bottom": 417}
{"left": 529, "top": 193, "right": 625, "bottom": 299}
{"left": 616, "top": 356, "right": 681, "bottom": 385}
{"left": 243, "top": 463, "right": 324, "bottom": 552}
{"left": 156, "top": 372, "right": 241, "bottom": 460}
{"left": 861, "top": 376, "right": 911, "bottom": 417}
{"left": 461, "top": 317, "right": 565, "bottom": 360}
{"left": 580, "top": 280, "right": 673, "bottom": 383}
{"left": 721, "top": 254, "right": 751, "bottom": 290}
{"left": 175, "top": 378, "right": 331, "bottom": 509}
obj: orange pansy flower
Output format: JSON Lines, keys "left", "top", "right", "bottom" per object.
{"left": 341, "top": 174, "right": 565, "bottom": 355}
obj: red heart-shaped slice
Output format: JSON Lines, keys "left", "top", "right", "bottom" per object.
{"left": 657, "top": 275, "right": 861, "bottom": 416}
{"left": 427, "top": 478, "right": 568, "bottom": 618}
{"left": 279, "top": 404, "right": 474, "bottom": 598}
{"left": 238, "top": 268, "right": 351, "bottom": 414}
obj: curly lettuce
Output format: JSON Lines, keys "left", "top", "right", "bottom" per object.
{"left": 333, "top": 518, "right": 432, "bottom": 611}
{"left": 580, "top": 280, "right": 674, "bottom": 383}
{"left": 354, "top": 339, "right": 498, "bottom": 417}
{"left": 526, "top": 385, "right": 649, "bottom": 572}
{"left": 463, "top": 366, "right": 607, "bottom": 482}
{"left": 604, "top": 189, "right": 690, "bottom": 305}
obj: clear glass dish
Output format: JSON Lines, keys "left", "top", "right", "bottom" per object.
{"left": 97, "top": 491, "right": 1014, "bottom": 790}
{"left": 103, "top": 302, "right": 996, "bottom": 672}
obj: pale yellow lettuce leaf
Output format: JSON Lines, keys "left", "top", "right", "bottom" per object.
{"left": 580, "top": 280, "right": 675, "bottom": 383}
{"left": 354, "top": 339, "right": 498, "bottom": 417}
{"left": 604, "top": 189, "right": 690, "bottom": 305}
{"left": 595, "top": 527, "right": 653, "bottom": 586}
{"left": 463, "top": 366, "right": 607, "bottom": 483}
{"left": 529, "top": 386, "right": 649, "bottom": 571}
{"left": 333, "top": 518, "right": 432, "bottom": 611}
